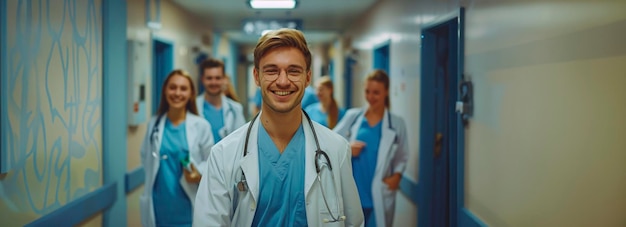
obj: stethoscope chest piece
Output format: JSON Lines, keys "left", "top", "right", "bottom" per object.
{"left": 237, "top": 179, "right": 247, "bottom": 192}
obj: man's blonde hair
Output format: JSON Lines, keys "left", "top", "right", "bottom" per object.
{"left": 253, "top": 28, "right": 312, "bottom": 71}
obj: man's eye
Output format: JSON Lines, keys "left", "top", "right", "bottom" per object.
{"left": 288, "top": 70, "right": 302, "bottom": 74}
{"left": 264, "top": 70, "right": 278, "bottom": 74}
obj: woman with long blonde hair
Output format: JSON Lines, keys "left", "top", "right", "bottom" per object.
{"left": 334, "top": 69, "right": 409, "bottom": 227}
{"left": 140, "top": 69, "right": 214, "bottom": 227}
{"left": 304, "top": 75, "right": 346, "bottom": 129}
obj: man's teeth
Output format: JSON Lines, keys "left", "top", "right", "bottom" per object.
{"left": 274, "top": 91, "right": 290, "bottom": 96}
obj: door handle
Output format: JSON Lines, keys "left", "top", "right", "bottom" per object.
{"left": 434, "top": 133, "right": 443, "bottom": 158}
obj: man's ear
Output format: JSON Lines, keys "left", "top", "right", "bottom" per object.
{"left": 305, "top": 70, "right": 312, "bottom": 87}
{"left": 253, "top": 68, "right": 260, "bottom": 86}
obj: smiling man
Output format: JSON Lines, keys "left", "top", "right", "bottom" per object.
{"left": 193, "top": 28, "right": 363, "bottom": 227}
{"left": 195, "top": 58, "right": 246, "bottom": 143}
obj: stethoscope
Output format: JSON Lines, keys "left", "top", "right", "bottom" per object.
{"left": 218, "top": 102, "right": 236, "bottom": 138}
{"left": 347, "top": 109, "right": 398, "bottom": 144}
{"left": 237, "top": 110, "right": 346, "bottom": 223}
{"left": 150, "top": 115, "right": 167, "bottom": 160}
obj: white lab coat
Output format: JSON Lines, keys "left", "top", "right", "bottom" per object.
{"left": 196, "top": 94, "right": 246, "bottom": 139}
{"left": 139, "top": 112, "right": 215, "bottom": 227}
{"left": 193, "top": 111, "right": 364, "bottom": 227}
{"left": 333, "top": 108, "right": 409, "bottom": 227}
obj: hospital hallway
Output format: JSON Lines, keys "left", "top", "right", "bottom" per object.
{"left": 1, "top": 0, "right": 625, "bottom": 226}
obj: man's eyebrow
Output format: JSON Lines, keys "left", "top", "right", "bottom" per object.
{"left": 288, "top": 65, "right": 304, "bottom": 70}
{"left": 261, "top": 64, "right": 277, "bottom": 69}
{"left": 260, "top": 64, "right": 305, "bottom": 70}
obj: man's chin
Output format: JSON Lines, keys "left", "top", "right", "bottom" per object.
{"left": 266, "top": 103, "right": 300, "bottom": 114}
{"left": 204, "top": 90, "right": 222, "bottom": 96}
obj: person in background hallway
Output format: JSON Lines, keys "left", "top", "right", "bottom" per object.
{"left": 334, "top": 69, "right": 409, "bottom": 227}
{"left": 301, "top": 84, "right": 319, "bottom": 109}
{"left": 140, "top": 69, "right": 215, "bottom": 227}
{"left": 193, "top": 28, "right": 364, "bottom": 226}
{"left": 304, "top": 75, "right": 346, "bottom": 129}
{"left": 196, "top": 58, "right": 246, "bottom": 143}
{"left": 252, "top": 87, "right": 262, "bottom": 116}
{"left": 223, "top": 74, "right": 241, "bottom": 102}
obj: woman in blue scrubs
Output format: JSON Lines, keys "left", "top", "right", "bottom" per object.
{"left": 140, "top": 70, "right": 214, "bottom": 227}
{"left": 304, "top": 76, "right": 346, "bottom": 129}
{"left": 334, "top": 70, "right": 409, "bottom": 227}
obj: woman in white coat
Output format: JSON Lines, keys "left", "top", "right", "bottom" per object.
{"left": 334, "top": 69, "right": 409, "bottom": 227}
{"left": 140, "top": 69, "right": 214, "bottom": 227}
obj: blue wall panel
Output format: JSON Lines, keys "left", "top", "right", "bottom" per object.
{"left": 103, "top": 0, "right": 128, "bottom": 226}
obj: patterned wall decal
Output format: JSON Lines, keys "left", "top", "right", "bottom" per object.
{"left": 0, "top": 0, "right": 103, "bottom": 223}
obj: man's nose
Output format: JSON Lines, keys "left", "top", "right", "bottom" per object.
{"left": 275, "top": 69, "right": 290, "bottom": 84}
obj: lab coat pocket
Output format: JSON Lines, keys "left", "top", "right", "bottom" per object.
{"left": 179, "top": 176, "right": 199, "bottom": 205}
{"left": 139, "top": 194, "right": 151, "bottom": 227}
{"left": 380, "top": 183, "right": 396, "bottom": 225}
{"left": 319, "top": 208, "right": 344, "bottom": 227}
{"left": 381, "top": 183, "right": 395, "bottom": 200}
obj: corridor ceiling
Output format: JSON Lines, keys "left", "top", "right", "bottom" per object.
{"left": 172, "top": 0, "right": 379, "bottom": 44}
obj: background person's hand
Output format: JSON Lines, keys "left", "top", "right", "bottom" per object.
{"left": 350, "top": 141, "right": 366, "bottom": 157}
{"left": 383, "top": 173, "right": 402, "bottom": 191}
{"left": 183, "top": 163, "right": 202, "bottom": 183}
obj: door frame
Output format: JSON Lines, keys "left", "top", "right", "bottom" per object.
{"left": 373, "top": 39, "right": 391, "bottom": 73}
{"left": 151, "top": 37, "right": 173, "bottom": 115}
{"left": 418, "top": 7, "right": 481, "bottom": 227}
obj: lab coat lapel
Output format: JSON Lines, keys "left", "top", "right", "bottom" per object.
{"left": 221, "top": 95, "right": 233, "bottom": 133}
{"left": 375, "top": 109, "right": 396, "bottom": 175}
{"left": 240, "top": 114, "right": 260, "bottom": 203}
{"left": 196, "top": 95, "right": 205, "bottom": 117}
{"left": 349, "top": 108, "right": 366, "bottom": 141}
{"left": 152, "top": 114, "right": 167, "bottom": 181}
{"left": 303, "top": 112, "right": 317, "bottom": 197}
{"left": 185, "top": 112, "right": 197, "bottom": 160}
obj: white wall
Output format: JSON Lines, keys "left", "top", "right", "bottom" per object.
{"left": 343, "top": 0, "right": 626, "bottom": 226}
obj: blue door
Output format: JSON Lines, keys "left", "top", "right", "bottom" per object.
{"left": 419, "top": 17, "right": 461, "bottom": 227}
{"left": 373, "top": 42, "right": 390, "bottom": 73}
{"left": 152, "top": 38, "right": 173, "bottom": 114}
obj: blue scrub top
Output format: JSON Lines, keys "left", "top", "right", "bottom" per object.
{"left": 153, "top": 119, "right": 192, "bottom": 227}
{"left": 301, "top": 86, "right": 319, "bottom": 109}
{"left": 352, "top": 118, "right": 382, "bottom": 208}
{"left": 252, "top": 124, "right": 308, "bottom": 226}
{"left": 304, "top": 103, "right": 346, "bottom": 128}
{"left": 203, "top": 100, "right": 224, "bottom": 142}
{"left": 253, "top": 88, "right": 262, "bottom": 108}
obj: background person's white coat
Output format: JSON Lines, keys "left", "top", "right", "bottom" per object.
{"left": 139, "top": 113, "right": 214, "bottom": 227}
{"left": 195, "top": 94, "right": 246, "bottom": 138}
{"left": 193, "top": 112, "right": 364, "bottom": 227}
{"left": 334, "top": 108, "right": 409, "bottom": 227}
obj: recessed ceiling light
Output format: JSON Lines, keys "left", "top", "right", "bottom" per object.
{"left": 249, "top": 0, "right": 297, "bottom": 9}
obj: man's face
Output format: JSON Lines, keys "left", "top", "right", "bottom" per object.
{"left": 201, "top": 67, "right": 225, "bottom": 96}
{"left": 254, "top": 47, "right": 311, "bottom": 114}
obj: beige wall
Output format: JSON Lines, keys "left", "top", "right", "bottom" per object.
{"left": 125, "top": 0, "right": 215, "bottom": 226}
{"left": 344, "top": 0, "right": 626, "bottom": 226}
{"left": 464, "top": 1, "right": 626, "bottom": 226}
